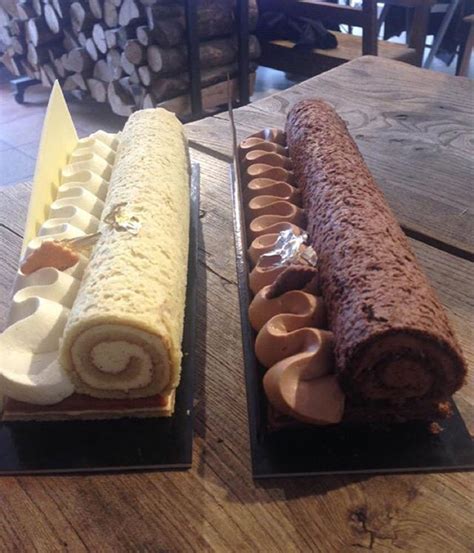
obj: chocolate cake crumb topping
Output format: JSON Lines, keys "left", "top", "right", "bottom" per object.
{"left": 286, "top": 99, "right": 467, "bottom": 404}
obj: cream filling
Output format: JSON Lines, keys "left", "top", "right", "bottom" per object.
{"left": 91, "top": 342, "right": 149, "bottom": 374}
{"left": 0, "top": 131, "right": 119, "bottom": 405}
{"left": 71, "top": 325, "right": 169, "bottom": 393}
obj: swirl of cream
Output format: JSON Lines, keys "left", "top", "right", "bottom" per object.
{"left": 238, "top": 129, "right": 287, "bottom": 158}
{"left": 65, "top": 323, "right": 170, "bottom": 395}
{"left": 0, "top": 296, "right": 74, "bottom": 404}
{"left": 240, "top": 140, "right": 288, "bottom": 159}
{"left": 251, "top": 288, "right": 344, "bottom": 425}
{"left": 242, "top": 150, "right": 293, "bottom": 172}
{"left": 245, "top": 178, "right": 300, "bottom": 204}
{"left": 247, "top": 196, "right": 304, "bottom": 222}
{"left": 245, "top": 164, "right": 294, "bottom": 185}
{"left": 249, "top": 284, "right": 326, "bottom": 332}
{"left": 247, "top": 215, "right": 305, "bottom": 284}
{"left": 248, "top": 227, "right": 304, "bottom": 267}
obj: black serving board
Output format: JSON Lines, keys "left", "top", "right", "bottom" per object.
{"left": 0, "top": 164, "right": 200, "bottom": 475}
{"left": 230, "top": 164, "right": 474, "bottom": 479}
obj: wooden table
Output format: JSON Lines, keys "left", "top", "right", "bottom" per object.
{"left": 0, "top": 56, "right": 472, "bottom": 552}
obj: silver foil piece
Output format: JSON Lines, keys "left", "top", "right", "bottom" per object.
{"left": 57, "top": 203, "right": 141, "bottom": 252}
{"left": 56, "top": 203, "right": 141, "bottom": 253}
{"left": 260, "top": 229, "right": 318, "bottom": 268}
{"left": 103, "top": 202, "right": 142, "bottom": 235}
{"left": 58, "top": 164, "right": 200, "bottom": 254}
{"left": 59, "top": 232, "right": 101, "bottom": 250}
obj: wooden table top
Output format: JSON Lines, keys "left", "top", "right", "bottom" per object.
{"left": 0, "top": 56, "right": 472, "bottom": 552}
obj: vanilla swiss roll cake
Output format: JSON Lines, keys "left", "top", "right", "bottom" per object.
{"left": 59, "top": 108, "right": 190, "bottom": 399}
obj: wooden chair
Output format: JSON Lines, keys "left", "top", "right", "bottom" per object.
{"left": 257, "top": 0, "right": 432, "bottom": 76}
{"left": 456, "top": 14, "right": 474, "bottom": 77}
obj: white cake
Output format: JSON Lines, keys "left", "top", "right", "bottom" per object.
{"left": 59, "top": 108, "right": 190, "bottom": 399}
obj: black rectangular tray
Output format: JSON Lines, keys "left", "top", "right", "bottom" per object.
{"left": 230, "top": 164, "right": 474, "bottom": 479}
{"left": 0, "top": 164, "right": 200, "bottom": 474}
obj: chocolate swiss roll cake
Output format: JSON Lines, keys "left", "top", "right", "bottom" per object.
{"left": 285, "top": 100, "right": 467, "bottom": 406}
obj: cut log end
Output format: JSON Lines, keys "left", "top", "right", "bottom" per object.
{"left": 108, "top": 80, "right": 134, "bottom": 116}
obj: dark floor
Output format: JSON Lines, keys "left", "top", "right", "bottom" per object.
{"left": 0, "top": 45, "right": 471, "bottom": 187}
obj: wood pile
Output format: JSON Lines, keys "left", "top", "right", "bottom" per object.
{"left": 0, "top": 0, "right": 260, "bottom": 115}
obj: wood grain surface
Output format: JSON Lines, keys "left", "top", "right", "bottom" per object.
{"left": 0, "top": 57, "right": 473, "bottom": 552}
{"left": 0, "top": 147, "right": 472, "bottom": 552}
{"left": 187, "top": 56, "right": 474, "bottom": 258}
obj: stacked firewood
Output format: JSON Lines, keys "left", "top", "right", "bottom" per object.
{"left": 0, "top": 0, "right": 259, "bottom": 115}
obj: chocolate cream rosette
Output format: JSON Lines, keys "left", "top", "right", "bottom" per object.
{"left": 239, "top": 101, "right": 467, "bottom": 427}
{"left": 239, "top": 129, "right": 345, "bottom": 426}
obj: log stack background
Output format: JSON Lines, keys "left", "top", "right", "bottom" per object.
{"left": 0, "top": 0, "right": 260, "bottom": 116}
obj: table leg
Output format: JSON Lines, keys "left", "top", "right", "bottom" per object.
{"left": 456, "top": 20, "right": 474, "bottom": 75}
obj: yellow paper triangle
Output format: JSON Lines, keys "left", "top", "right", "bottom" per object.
{"left": 21, "top": 81, "right": 78, "bottom": 253}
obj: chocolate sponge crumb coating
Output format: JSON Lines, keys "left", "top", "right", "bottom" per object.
{"left": 286, "top": 99, "right": 466, "bottom": 404}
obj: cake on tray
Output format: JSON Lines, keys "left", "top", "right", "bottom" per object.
{"left": 0, "top": 83, "right": 191, "bottom": 421}
{"left": 238, "top": 100, "right": 467, "bottom": 428}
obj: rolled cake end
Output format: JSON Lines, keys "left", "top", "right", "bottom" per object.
{"left": 343, "top": 328, "right": 467, "bottom": 402}
{"left": 60, "top": 320, "right": 174, "bottom": 399}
